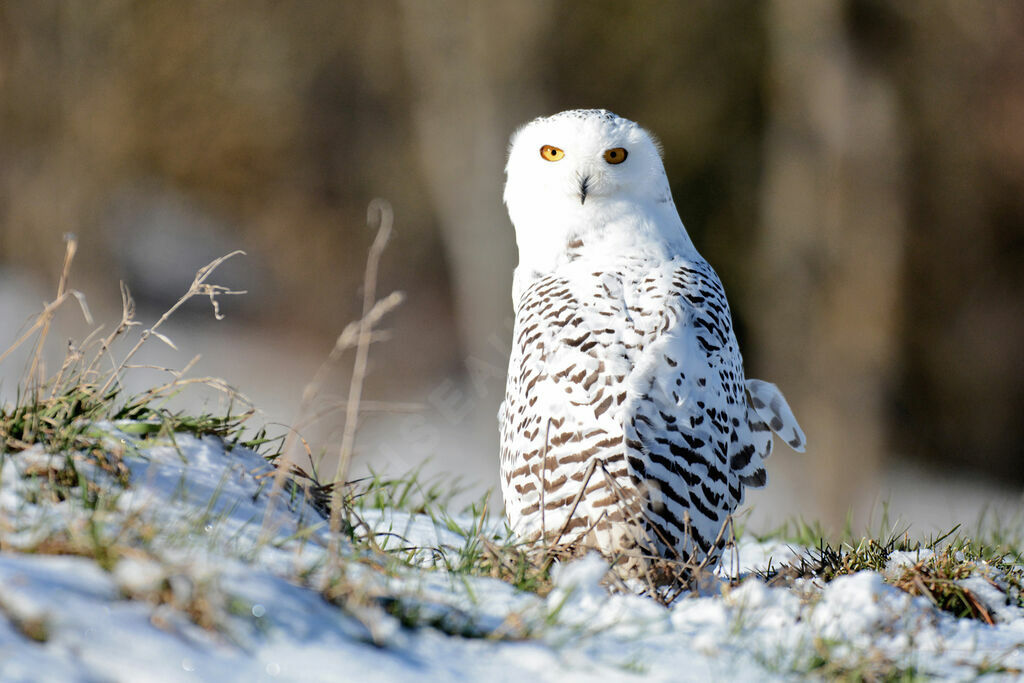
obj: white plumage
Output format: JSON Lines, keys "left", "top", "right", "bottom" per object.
{"left": 498, "top": 109, "right": 806, "bottom": 585}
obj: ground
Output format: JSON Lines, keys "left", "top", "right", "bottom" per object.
{"left": 0, "top": 427, "right": 1022, "bottom": 682}
{"left": 1, "top": 245, "right": 1021, "bottom": 681}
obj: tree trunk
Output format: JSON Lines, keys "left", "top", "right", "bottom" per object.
{"left": 398, "top": 1, "right": 551, "bottom": 454}
{"left": 755, "top": 0, "right": 906, "bottom": 531}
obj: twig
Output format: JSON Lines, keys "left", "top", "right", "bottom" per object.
{"left": 25, "top": 235, "right": 77, "bottom": 389}
{"left": 259, "top": 292, "right": 403, "bottom": 543}
{"left": 540, "top": 418, "right": 551, "bottom": 543}
{"left": 329, "top": 200, "right": 396, "bottom": 537}
{"left": 551, "top": 457, "right": 599, "bottom": 546}
{"left": 333, "top": 202, "right": 393, "bottom": 499}
{"left": 255, "top": 201, "right": 402, "bottom": 555}
{"left": 289, "top": 399, "right": 423, "bottom": 436}
{"left": 595, "top": 463, "right": 663, "bottom": 598}
{"left": 83, "top": 282, "right": 138, "bottom": 384}
{"left": 0, "top": 241, "right": 91, "bottom": 371}
{"left": 98, "top": 251, "right": 246, "bottom": 397}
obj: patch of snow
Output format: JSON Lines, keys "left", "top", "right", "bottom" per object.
{"left": 811, "top": 572, "right": 919, "bottom": 646}
{"left": 1, "top": 428, "right": 1023, "bottom": 681}
{"left": 719, "top": 538, "right": 801, "bottom": 578}
{"left": 884, "top": 548, "right": 935, "bottom": 578}
{"left": 113, "top": 556, "right": 168, "bottom": 595}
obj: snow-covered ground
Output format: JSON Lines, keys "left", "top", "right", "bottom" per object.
{"left": 4, "top": 266, "right": 1023, "bottom": 539}
{"left": 1, "top": 428, "right": 1022, "bottom": 681}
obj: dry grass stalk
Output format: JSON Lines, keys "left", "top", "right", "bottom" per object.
{"left": 0, "top": 236, "right": 92, "bottom": 372}
{"left": 261, "top": 200, "right": 403, "bottom": 549}
{"left": 2, "top": 242, "right": 256, "bottom": 461}
{"left": 83, "top": 283, "right": 140, "bottom": 383}
{"left": 550, "top": 456, "right": 598, "bottom": 546}
{"left": 539, "top": 418, "right": 551, "bottom": 539}
{"left": 508, "top": 444, "right": 735, "bottom": 605}
{"left": 97, "top": 250, "right": 247, "bottom": 397}
{"left": 25, "top": 235, "right": 88, "bottom": 389}
{"left": 331, "top": 200, "right": 398, "bottom": 526}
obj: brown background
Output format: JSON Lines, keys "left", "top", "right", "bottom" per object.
{"left": 2, "top": 1, "right": 1022, "bottom": 532}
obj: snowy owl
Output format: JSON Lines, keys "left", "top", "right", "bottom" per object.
{"left": 498, "top": 109, "right": 806, "bottom": 586}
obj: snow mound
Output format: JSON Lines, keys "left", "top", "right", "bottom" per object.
{"left": 0, "top": 429, "right": 1022, "bottom": 681}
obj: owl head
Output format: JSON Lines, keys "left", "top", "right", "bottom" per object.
{"left": 503, "top": 110, "right": 687, "bottom": 277}
{"left": 504, "top": 109, "right": 669, "bottom": 209}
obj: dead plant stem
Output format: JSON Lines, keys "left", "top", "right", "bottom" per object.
{"left": 330, "top": 200, "right": 394, "bottom": 537}
{"left": 98, "top": 251, "right": 246, "bottom": 397}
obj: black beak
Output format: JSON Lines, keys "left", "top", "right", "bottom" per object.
{"left": 579, "top": 175, "right": 590, "bottom": 205}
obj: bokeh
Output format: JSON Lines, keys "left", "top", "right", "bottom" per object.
{"left": 2, "top": 1, "right": 1022, "bottom": 533}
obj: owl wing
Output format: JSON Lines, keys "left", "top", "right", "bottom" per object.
{"left": 745, "top": 378, "right": 806, "bottom": 452}
{"left": 621, "top": 259, "right": 790, "bottom": 562}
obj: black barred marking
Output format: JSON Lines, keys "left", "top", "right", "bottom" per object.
{"left": 561, "top": 515, "right": 591, "bottom": 533}
{"left": 628, "top": 460, "right": 648, "bottom": 484}
{"left": 648, "top": 521, "right": 680, "bottom": 549}
{"left": 542, "top": 473, "right": 568, "bottom": 490}
{"left": 681, "top": 432, "right": 705, "bottom": 449}
{"left": 665, "top": 441, "right": 706, "bottom": 468}
{"left": 728, "top": 483, "right": 741, "bottom": 501}
{"left": 739, "top": 468, "right": 767, "bottom": 487}
{"left": 700, "top": 483, "right": 722, "bottom": 507}
{"left": 592, "top": 436, "right": 623, "bottom": 449}
{"left": 515, "top": 481, "right": 537, "bottom": 495}
{"left": 730, "top": 444, "right": 755, "bottom": 470}
{"left": 500, "top": 253, "right": 795, "bottom": 583}
{"left": 649, "top": 475, "right": 692, "bottom": 511}
{"left": 688, "top": 491, "right": 720, "bottom": 522}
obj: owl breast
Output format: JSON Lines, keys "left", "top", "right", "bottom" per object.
{"left": 499, "top": 254, "right": 771, "bottom": 585}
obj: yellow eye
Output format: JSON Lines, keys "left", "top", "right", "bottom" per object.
{"left": 540, "top": 145, "right": 565, "bottom": 162}
{"left": 604, "top": 147, "right": 628, "bottom": 164}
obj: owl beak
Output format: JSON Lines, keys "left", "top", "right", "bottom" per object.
{"left": 579, "top": 175, "right": 590, "bottom": 205}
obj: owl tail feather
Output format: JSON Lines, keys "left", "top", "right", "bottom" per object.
{"left": 745, "top": 379, "right": 807, "bottom": 453}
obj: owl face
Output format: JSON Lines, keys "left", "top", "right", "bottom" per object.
{"left": 503, "top": 110, "right": 683, "bottom": 277}
{"left": 504, "top": 110, "right": 667, "bottom": 213}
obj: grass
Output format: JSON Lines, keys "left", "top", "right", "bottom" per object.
{"left": 0, "top": 225, "right": 544, "bottom": 642}
{"left": 336, "top": 466, "right": 564, "bottom": 600}
{"left": 0, "top": 237, "right": 330, "bottom": 632}
{"left": 802, "top": 639, "right": 923, "bottom": 683}
{"left": 756, "top": 520, "right": 1024, "bottom": 625}
{"left": 2, "top": 231, "right": 1024, "bottom": 680}
{"left": 1, "top": 239, "right": 256, "bottom": 460}
{"left": 4, "top": 235, "right": 1021, "bottom": 616}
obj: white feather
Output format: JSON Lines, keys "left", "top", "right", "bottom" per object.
{"left": 499, "top": 109, "right": 806, "bottom": 580}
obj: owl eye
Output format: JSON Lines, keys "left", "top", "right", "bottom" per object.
{"left": 603, "top": 148, "right": 628, "bottom": 164}
{"left": 540, "top": 145, "right": 565, "bottom": 162}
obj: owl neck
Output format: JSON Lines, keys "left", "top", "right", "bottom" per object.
{"left": 511, "top": 197, "right": 699, "bottom": 304}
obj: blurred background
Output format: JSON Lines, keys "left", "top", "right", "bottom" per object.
{"left": 2, "top": 0, "right": 1022, "bottom": 534}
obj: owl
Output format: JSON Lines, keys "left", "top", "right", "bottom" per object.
{"left": 498, "top": 109, "right": 806, "bottom": 587}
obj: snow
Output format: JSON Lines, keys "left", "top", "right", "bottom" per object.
{"left": 884, "top": 548, "right": 935, "bottom": 577}
{"left": 1, "top": 428, "right": 1023, "bottom": 681}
